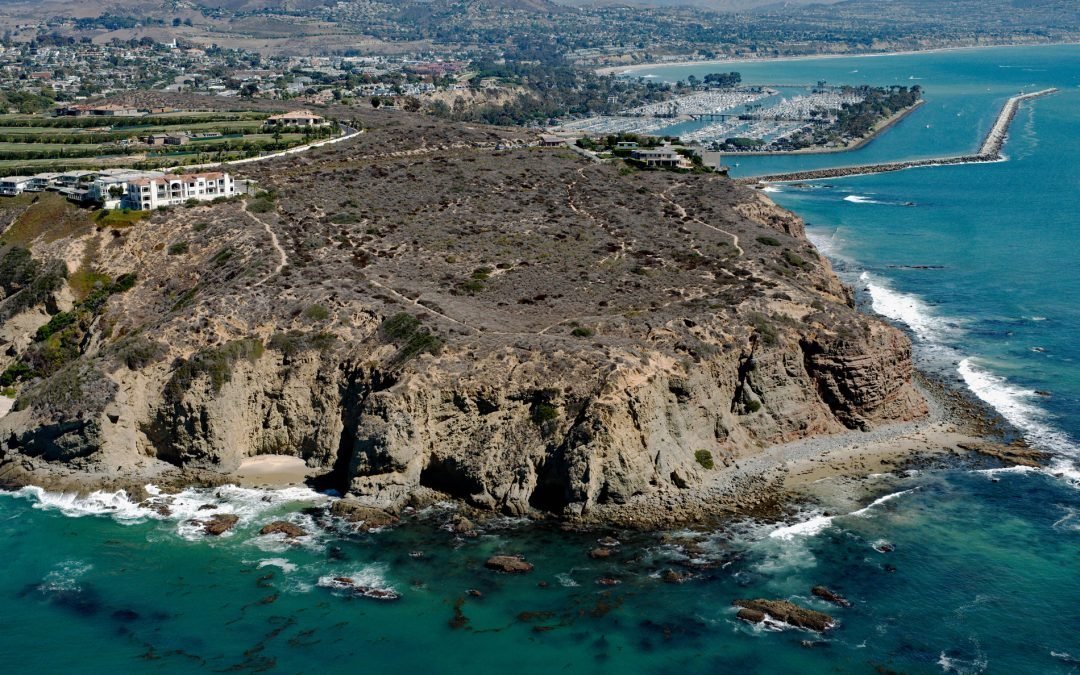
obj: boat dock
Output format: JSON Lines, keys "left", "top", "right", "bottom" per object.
{"left": 735, "top": 88, "right": 1058, "bottom": 184}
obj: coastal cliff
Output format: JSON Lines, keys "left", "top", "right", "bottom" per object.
{"left": 0, "top": 108, "right": 928, "bottom": 522}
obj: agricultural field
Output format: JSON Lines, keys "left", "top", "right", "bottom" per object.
{"left": 0, "top": 111, "right": 338, "bottom": 176}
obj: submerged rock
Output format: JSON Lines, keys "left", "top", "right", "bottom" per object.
{"left": 811, "top": 585, "right": 851, "bottom": 608}
{"left": 733, "top": 599, "right": 835, "bottom": 632}
{"left": 259, "top": 521, "right": 306, "bottom": 538}
{"left": 485, "top": 555, "right": 534, "bottom": 573}
{"left": 589, "top": 547, "right": 612, "bottom": 559}
{"left": 321, "top": 576, "right": 400, "bottom": 601}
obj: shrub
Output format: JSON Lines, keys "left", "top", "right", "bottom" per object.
{"left": 379, "top": 313, "right": 442, "bottom": 365}
{"left": 750, "top": 313, "right": 780, "bottom": 346}
{"left": 570, "top": 326, "right": 594, "bottom": 338}
{"left": 34, "top": 311, "right": 77, "bottom": 341}
{"left": 209, "top": 247, "right": 233, "bottom": 267}
{"left": 112, "top": 335, "right": 165, "bottom": 370}
{"left": 0, "top": 361, "right": 33, "bottom": 387}
{"left": 756, "top": 236, "right": 781, "bottom": 247}
{"left": 694, "top": 449, "right": 715, "bottom": 470}
{"left": 168, "top": 241, "right": 189, "bottom": 256}
{"left": 380, "top": 312, "right": 421, "bottom": 340}
{"left": 302, "top": 304, "right": 330, "bottom": 321}
{"left": 458, "top": 279, "right": 484, "bottom": 294}
{"left": 268, "top": 330, "right": 336, "bottom": 356}
{"left": 247, "top": 198, "right": 274, "bottom": 214}
{"left": 783, "top": 250, "right": 808, "bottom": 269}
{"left": 531, "top": 402, "right": 559, "bottom": 426}
{"left": 193, "top": 222, "right": 209, "bottom": 233}
{"left": 330, "top": 212, "right": 358, "bottom": 224}
{"left": 745, "top": 399, "right": 762, "bottom": 413}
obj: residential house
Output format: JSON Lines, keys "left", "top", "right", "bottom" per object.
{"left": 126, "top": 171, "right": 235, "bottom": 210}
{"left": 0, "top": 176, "right": 32, "bottom": 196}
{"left": 142, "top": 133, "right": 190, "bottom": 146}
{"left": 266, "top": 110, "right": 327, "bottom": 127}
{"left": 630, "top": 145, "right": 694, "bottom": 169}
{"left": 539, "top": 134, "right": 566, "bottom": 147}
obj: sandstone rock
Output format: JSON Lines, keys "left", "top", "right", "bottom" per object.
{"left": 259, "top": 521, "right": 306, "bottom": 538}
{"left": 811, "top": 585, "right": 851, "bottom": 608}
{"left": 485, "top": 555, "right": 533, "bottom": 573}
{"left": 589, "top": 547, "right": 612, "bottom": 559}
{"left": 733, "top": 599, "right": 835, "bottom": 632}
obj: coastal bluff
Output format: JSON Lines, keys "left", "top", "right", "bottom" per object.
{"left": 0, "top": 103, "right": 928, "bottom": 524}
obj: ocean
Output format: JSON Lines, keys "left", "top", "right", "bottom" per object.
{"left": 2, "top": 45, "right": 1079, "bottom": 673}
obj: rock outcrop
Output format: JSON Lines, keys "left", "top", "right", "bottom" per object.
{"left": 734, "top": 599, "right": 835, "bottom": 632}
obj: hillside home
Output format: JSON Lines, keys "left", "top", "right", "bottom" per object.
{"left": 631, "top": 145, "right": 694, "bottom": 169}
{"left": 266, "top": 110, "right": 327, "bottom": 127}
{"left": 0, "top": 176, "right": 32, "bottom": 196}
{"left": 125, "top": 172, "right": 235, "bottom": 210}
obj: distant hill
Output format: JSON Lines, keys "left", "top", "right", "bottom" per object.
{"left": 552, "top": 0, "right": 840, "bottom": 10}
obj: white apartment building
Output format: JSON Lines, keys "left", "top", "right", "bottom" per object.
{"left": 0, "top": 176, "right": 32, "bottom": 196}
{"left": 126, "top": 172, "right": 235, "bottom": 210}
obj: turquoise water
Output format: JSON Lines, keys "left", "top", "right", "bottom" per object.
{"left": 4, "top": 45, "right": 1080, "bottom": 673}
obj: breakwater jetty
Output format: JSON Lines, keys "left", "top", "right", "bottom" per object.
{"left": 736, "top": 88, "right": 1058, "bottom": 184}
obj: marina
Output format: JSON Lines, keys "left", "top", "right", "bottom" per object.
{"left": 737, "top": 88, "right": 1059, "bottom": 183}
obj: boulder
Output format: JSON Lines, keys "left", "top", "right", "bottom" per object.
{"left": 259, "top": 521, "right": 306, "bottom": 538}
{"left": 736, "top": 608, "right": 766, "bottom": 624}
{"left": 330, "top": 499, "right": 399, "bottom": 529}
{"left": 811, "top": 585, "right": 851, "bottom": 607}
{"left": 733, "top": 599, "right": 835, "bottom": 632}
{"left": 190, "top": 513, "right": 239, "bottom": 536}
{"left": 589, "top": 547, "right": 612, "bottom": 559}
{"left": 485, "top": 555, "right": 533, "bottom": 573}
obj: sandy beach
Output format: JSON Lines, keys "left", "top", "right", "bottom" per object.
{"left": 232, "top": 455, "right": 313, "bottom": 488}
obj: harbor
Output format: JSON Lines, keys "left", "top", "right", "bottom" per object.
{"left": 737, "top": 88, "right": 1059, "bottom": 183}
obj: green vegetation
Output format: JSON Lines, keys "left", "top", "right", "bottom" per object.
{"left": 756, "top": 236, "right": 781, "bottom": 247}
{"left": 750, "top": 313, "right": 780, "bottom": 346}
{"left": 111, "top": 335, "right": 165, "bottom": 371}
{"left": 745, "top": 399, "right": 762, "bottom": 413}
{"left": 247, "top": 196, "right": 275, "bottom": 214}
{"left": 570, "top": 326, "right": 594, "bottom": 338}
{"left": 329, "top": 212, "right": 359, "bottom": 224}
{"left": 165, "top": 338, "right": 265, "bottom": 399}
{"left": 379, "top": 312, "right": 444, "bottom": 365}
{"left": 268, "top": 330, "right": 337, "bottom": 357}
{"left": 167, "top": 241, "right": 190, "bottom": 256}
{"left": 782, "top": 250, "right": 809, "bottom": 269}
{"left": 302, "top": 304, "right": 330, "bottom": 321}
{"left": 96, "top": 209, "right": 147, "bottom": 228}
{"left": 694, "top": 449, "right": 715, "bottom": 470}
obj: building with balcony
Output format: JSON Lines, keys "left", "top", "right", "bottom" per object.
{"left": 126, "top": 172, "right": 236, "bottom": 210}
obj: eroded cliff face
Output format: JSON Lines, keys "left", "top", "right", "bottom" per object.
{"left": 0, "top": 114, "right": 927, "bottom": 520}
